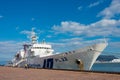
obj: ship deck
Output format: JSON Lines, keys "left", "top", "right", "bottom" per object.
{"left": 0, "top": 66, "right": 119, "bottom": 80}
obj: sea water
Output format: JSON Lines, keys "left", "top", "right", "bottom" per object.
{"left": 91, "top": 62, "right": 120, "bottom": 72}
{"left": 0, "top": 61, "right": 7, "bottom": 65}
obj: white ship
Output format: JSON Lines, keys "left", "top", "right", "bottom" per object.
{"left": 7, "top": 29, "right": 108, "bottom": 70}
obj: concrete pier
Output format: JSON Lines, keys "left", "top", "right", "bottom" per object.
{"left": 0, "top": 66, "right": 119, "bottom": 80}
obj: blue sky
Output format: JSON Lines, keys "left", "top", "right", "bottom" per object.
{"left": 0, "top": 0, "right": 120, "bottom": 61}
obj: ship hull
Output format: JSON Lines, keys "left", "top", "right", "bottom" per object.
{"left": 17, "top": 43, "right": 107, "bottom": 70}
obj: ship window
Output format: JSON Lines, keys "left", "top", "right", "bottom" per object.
{"left": 32, "top": 47, "right": 51, "bottom": 49}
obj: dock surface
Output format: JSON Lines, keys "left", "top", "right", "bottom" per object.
{"left": 0, "top": 66, "right": 120, "bottom": 80}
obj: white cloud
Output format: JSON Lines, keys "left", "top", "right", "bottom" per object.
{"left": 20, "top": 27, "right": 36, "bottom": 39}
{"left": 21, "top": 30, "right": 32, "bottom": 35}
{"left": 0, "top": 15, "right": 3, "bottom": 18}
{"left": 49, "top": 37, "right": 83, "bottom": 52}
{"left": 78, "top": 6, "right": 82, "bottom": 10}
{"left": 105, "top": 42, "right": 120, "bottom": 58}
{"left": 52, "top": 19, "right": 120, "bottom": 37}
{"left": 98, "top": 0, "right": 120, "bottom": 19}
{"left": 52, "top": 21, "right": 87, "bottom": 35}
{"left": 50, "top": 40, "right": 82, "bottom": 53}
{"left": 20, "top": 30, "right": 32, "bottom": 39}
{"left": 88, "top": 1, "right": 101, "bottom": 8}
{"left": 46, "top": 35, "right": 52, "bottom": 38}
{"left": 16, "top": 26, "right": 19, "bottom": 30}
{"left": 60, "top": 37, "right": 82, "bottom": 42}
{"left": 0, "top": 41, "right": 24, "bottom": 60}
{"left": 31, "top": 18, "right": 35, "bottom": 21}
{"left": 87, "top": 19, "right": 120, "bottom": 37}
{"left": 49, "top": 38, "right": 107, "bottom": 53}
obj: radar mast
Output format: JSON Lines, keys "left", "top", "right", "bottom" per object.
{"left": 30, "top": 28, "right": 38, "bottom": 44}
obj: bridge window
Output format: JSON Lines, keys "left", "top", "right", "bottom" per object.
{"left": 32, "top": 47, "right": 51, "bottom": 49}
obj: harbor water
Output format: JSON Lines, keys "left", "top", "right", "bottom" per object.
{"left": 91, "top": 62, "right": 120, "bottom": 72}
